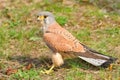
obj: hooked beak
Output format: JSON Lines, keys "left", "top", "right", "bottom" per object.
{"left": 37, "top": 15, "right": 44, "bottom": 21}
{"left": 37, "top": 15, "right": 45, "bottom": 25}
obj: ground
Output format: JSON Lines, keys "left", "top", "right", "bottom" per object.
{"left": 0, "top": 0, "right": 120, "bottom": 80}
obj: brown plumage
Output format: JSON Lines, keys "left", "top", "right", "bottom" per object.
{"left": 43, "top": 22, "right": 85, "bottom": 53}
{"left": 37, "top": 11, "right": 117, "bottom": 73}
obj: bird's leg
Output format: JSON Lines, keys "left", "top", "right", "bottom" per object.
{"left": 109, "top": 64, "right": 113, "bottom": 71}
{"left": 46, "top": 64, "right": 55, "bottom": 74}
{"left": 42, "top": 64, "right": 55, "bottom": 74}
{"left": 41, "top": 52, "right": 64, "bottom": 74}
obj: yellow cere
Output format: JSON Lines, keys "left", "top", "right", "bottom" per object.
{"left": 38, "top": 15, "right": 44, "bottom": 21}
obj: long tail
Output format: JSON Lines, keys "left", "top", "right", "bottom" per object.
{"left": 76, "top": 44, "right": 117, "bottom": 68}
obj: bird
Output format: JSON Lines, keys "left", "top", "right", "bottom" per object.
{"left": 37, "top": 11, "right": 117, "bottom": 74}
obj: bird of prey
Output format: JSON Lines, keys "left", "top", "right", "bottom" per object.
{"left": 37, "top": 11, "right": 117, "bottom": 74}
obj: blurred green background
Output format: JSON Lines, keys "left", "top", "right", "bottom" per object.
{"left": 0, "top": 0, "right": 120, "bottom": 80}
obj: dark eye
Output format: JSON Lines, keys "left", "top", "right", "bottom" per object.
{"left": 37, "top": 15, "right": 39, "bottom": 18}
{"left": 44, "top": 15, "right": 47, "bottom": 18}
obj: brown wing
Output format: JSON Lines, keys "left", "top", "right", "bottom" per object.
{"left": 43, "top": 22, "right": 85, "bottom": 53}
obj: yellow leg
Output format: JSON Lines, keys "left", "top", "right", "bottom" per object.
{"left": 42, "top": 65, "right": 55, "bottom": 74}
{"left": 109, "top": 64, "right": 113, "bottom": 71}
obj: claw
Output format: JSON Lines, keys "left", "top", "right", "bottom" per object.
{"left": 41, "top": 65, "right": 55, "bottom": 74}
{"left": 43, "top": 69, "right": 53, "bottom": 74}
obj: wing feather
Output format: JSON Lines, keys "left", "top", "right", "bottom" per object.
{"left": 43, "top": 23, "right": 85, "bottom": 52}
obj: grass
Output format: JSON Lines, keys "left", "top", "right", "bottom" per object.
{"left": 11, "top": 69, "right": 41, "bottom": 80}
{"left": 0, "top": 0, "right": 120, "bottom": 80}
{"left": 65, "top": 70, "right": 86, "bottom": 80}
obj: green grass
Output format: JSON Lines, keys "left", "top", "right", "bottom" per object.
{"left": 11, "top": 69, "right": 41, "bottom": 80}
{"left": 65, "top": 70, "right": 86, "bottom": 80}
{"left": 56, "top": 16, "right": 68, "bottom": 26}
{"left": 0, "top": 0, "right": 120, "bottom": 80}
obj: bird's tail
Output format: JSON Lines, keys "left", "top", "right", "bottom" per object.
{"left": 76, "top": 44, "right": 117, "bottom": 68}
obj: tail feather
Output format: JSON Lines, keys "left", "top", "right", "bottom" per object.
{"left": 77, "top": 44, "right": 117, "bottom": 68}
{"left": 100, "top": 57, "right": 117, "bottom": 68}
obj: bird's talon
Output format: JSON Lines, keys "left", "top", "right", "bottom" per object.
{"left": 45, "top": 70, "right": 53, "bottom": 74}
{"left": 41, "top": 65, "right": 55, "bottom": 74}
{"left": 41, "top": 69, "right": 53, "bottom": 74}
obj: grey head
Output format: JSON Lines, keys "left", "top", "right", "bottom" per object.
{"left": 37, "top": 11, "right": 55, "bottom": 25}
{"left": 37, "top": 11, "right": 56, "bottom": 33}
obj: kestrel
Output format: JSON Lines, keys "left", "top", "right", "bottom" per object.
{"left": 37, "top": 11, "right": 117, "bottom": 74}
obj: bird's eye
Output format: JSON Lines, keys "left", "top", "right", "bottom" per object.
{"left": 44, "top": 15, "right": 47, "bottom": 18}
{"left": 37, "top": 15, "right": 39, "bottom": 18}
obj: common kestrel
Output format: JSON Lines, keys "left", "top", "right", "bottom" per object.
{"left": 37, "top": 11, "right": 117, "bottom": 74}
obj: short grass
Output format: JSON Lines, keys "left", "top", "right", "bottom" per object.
{"left": 0, "top": 0, "right": 120, "bottom": 80}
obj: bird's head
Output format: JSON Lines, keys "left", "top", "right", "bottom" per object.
{"left": 37, "top": 11, "right": 55, "bottom": 33}
{"left": 37, "top": 11, "right": 55, "bottom": 26}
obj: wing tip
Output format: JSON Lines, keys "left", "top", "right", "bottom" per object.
{"left": 100, "top": 57, "right": 117, "bottom": 68}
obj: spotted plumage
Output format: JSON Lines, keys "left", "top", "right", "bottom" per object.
{"left": 37, "top": 11, "right": 117, "bottom": 74}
